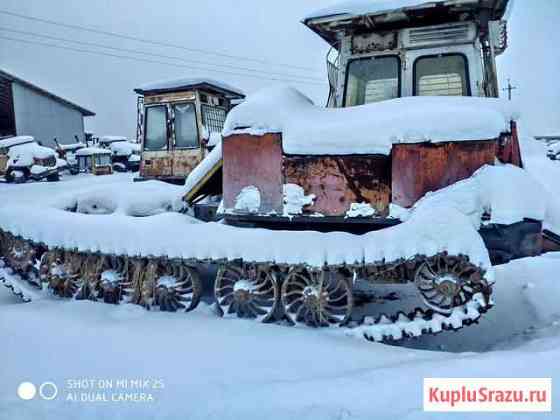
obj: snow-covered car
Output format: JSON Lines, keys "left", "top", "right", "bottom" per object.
{"left": 0, "top": 136, "right": 59, "bottom": 183}
{"left": 99, "top": 136, "right": 141, "bottom": 172}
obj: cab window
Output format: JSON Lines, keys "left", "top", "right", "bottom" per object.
{"left": 414, "top": 54, "right": 470, "bottom": 96}
{"left": 173, "top": 103, "right": 199, "bottom": 148}
{"left": 144, "top": 106, "right": 168, "bottom": 151}
{"left": 344, "top": 56, "right": 400, "bottom": 106}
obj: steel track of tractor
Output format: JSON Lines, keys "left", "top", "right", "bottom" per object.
{"left": 0, "top": 230, "right": 492, "bottom": 343}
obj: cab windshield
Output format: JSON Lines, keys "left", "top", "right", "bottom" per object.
{"left": 344, "top": 56, "right": 400, "bottom": 106}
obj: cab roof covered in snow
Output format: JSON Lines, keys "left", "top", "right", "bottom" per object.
{"left": 134, "top": 78, "right": 245, "bottom": 99}
{"left": 75, "top": 147, "right": 112, "bottom": 156}
{"left": 303, "top": 0, "right": 512, "bottom": 46}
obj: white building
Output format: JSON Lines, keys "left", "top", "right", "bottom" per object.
{"left": 0, "top": 69, "right": 95, "bottom": 148}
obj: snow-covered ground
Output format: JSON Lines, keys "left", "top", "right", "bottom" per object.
{"left": 1, "top": 154, "right": 560, "bottom": 419}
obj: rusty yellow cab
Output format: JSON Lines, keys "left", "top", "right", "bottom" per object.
{"left": 75, "top": 147, "right": 113, "bottom": 176}
{"left": 134, "top": 78, "right": 244, "bottom": 185}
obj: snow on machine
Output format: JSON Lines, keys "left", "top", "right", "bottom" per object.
{"left": 0, "top": 135, "right": 60, "bottom": 183}
{"left": 2, "top": 0, "right": 557, "bottom": 343}
{"left": 134, "top": 78, "right": 245, "bottom": 184}
{"left": 98, "top": 135, "right": 141, "bottom": 172}
{"left": 54, "top": 137, "right": 86, "bottom": 175}
{"left": 74, "top": 147, "right": 113, "bottom": 176}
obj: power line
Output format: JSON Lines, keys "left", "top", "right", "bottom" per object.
{"left": 0, "top": 9, "right": 316, "bottom": 72}
{"left": 0, "top": 34, "right": 327, "bottom": 86}
{"left": 0, "top": 27, "right": 323, "bottom": 83}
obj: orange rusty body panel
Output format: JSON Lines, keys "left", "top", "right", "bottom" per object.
{"left": 172, "top": 150, "right": 203, "bottom": 177}
{"left": 284, "top": 155, "right": 391, "bottom": 216}
{"left": 223, "top": 133, "right": 283, "bottom": 213}
{"left": 497, "top": 121, "right": 523, "bottom": 167}
{"left": 140, "top": 153, "right": 173, "bottom": 178}
{"left": 140, "top": 150, "right": 202, "bottom": 179}
{"left": 391, "top": 140, "right": 497, "bottom": 208}
{"left": 0, "top": 154, "right": 8, "bottom": 176}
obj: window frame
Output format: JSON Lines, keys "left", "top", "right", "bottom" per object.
{"left": 412, "top": 53, "right": 472, "bottom": 97}
{"left": 343, "top": 54, "right": 402, "bottom": 107}
{"left": 171, "top": 101, "right": 200, "bottom": 150}
{"left": 143, "top": 104, "right": 169, "bottom": 152}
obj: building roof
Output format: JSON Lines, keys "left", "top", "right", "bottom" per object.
{"left": 0, "top": 69, "right": 95, "bottom": 117}
{"left": 134, "top": 77, "right": 245, "bottom": 99}
{"left": 303, "top": 0, "right": 512, "bottom": 46}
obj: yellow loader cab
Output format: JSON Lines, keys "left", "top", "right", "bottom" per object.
{"left": 134, "top": 78, "right": 245, "bottom": 185}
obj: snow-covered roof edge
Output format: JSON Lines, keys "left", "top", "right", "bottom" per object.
{"left": 303, "top": 0, "right": 511, "bottom": 22}
{"left": 0, "top": 69, "right": 95, "bottom": 117}
{"left": 134, "top": 78, "right": 245, "bottom": 98}
{"left": 0, "top": 136, "right": 35, "bottom": 149}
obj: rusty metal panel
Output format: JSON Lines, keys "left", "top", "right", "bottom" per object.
{"left": 497, "top": 121, "right": 523, "bottom": 168}
{"left": 0, "top": 153, "right": 8, "bottom": 176}
{"left": 284, "top": 155, "right": 391, "bottom": 216}
{"left": 223, "top": 133, "right": 283, "bottom": 214}
{"left": 144, "top": 91, "right": 196, "bottom": 105}
{"left": 172, "top": 149, "right": 203, "bottom": 177}
{"left": 140, "top": 151, "right": 173, "bottom": 178}
{"left": 392, "top": 140, "right": 497, "bottom": 208}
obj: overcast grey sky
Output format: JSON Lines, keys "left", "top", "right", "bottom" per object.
{"left": 0, "top": 0, "right": 558, "bottom": 138}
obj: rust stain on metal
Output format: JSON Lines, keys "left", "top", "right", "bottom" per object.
{"left": 140, "top": 154, "right": 173, "bottom": 178}
{"left": 284, "top": 155, "right": 391, "bottom": 216}
{"left": 392, "top": 140, "right": 497, "bottom": 208}
{"left": 93, "top": 166, "right": 112, "bottom": 176}
{"left": 223, "top": 133, "right": 283, "bottom": 214}
{"left": 144, "top": 91, "right": 196, "bottom": 105}
{"left": 497, "top": 121, "right": 523, "bottom": 168}
{"left": 172, "top": 149, "right": 203, "bottom": 177}
{"left": 0, "top": 154, "right": 8, "bottom": 176}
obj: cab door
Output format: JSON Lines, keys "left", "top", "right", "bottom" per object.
{"left": 170, "top": 102, "right": 203, "bottom": 177}
{"left": 140, "top": 104, "right": 173, "bottom": 178}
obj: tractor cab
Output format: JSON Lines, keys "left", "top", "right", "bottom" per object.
{"left": 134, "top": 78, "right": 244, "bottom": 184}
{"left": 303, "top": 0, "right": 511, "bottom": 107}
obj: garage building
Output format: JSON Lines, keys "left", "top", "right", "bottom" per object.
{"left": 0, "top": 69, "right": 95, "bottom": 148}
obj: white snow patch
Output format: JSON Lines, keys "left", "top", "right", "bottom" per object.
{"left": 53, "top": 181, "right": 188, "bottom": 217}
{"left": 223, "top": 86, "right": 518, "bottom": 156}
{"left": 283, "top": 184, "right": 315, "bottom": 216}
{"left": 7, "top": 142, "right": 56, "bottom": 167}
{"left": 108, "top": 141, "right": 140, "bottom": 157}
{"left": 234, "top": 186, "right": 261, "bottom": 213}
{"left": 0, "top": 135, "right": 35, "bottom": 149}
{"left": 75, "top": 147, "right": 111, "bottom": 157}
{"left": 410, "top": 164, "right": 547, "bottom": 228}
{"left": 304, "top": 0, "right": 514, "bottom": 21}
{"left": 346, "top": 202, "right": 376, "bottom": 218}
{"left": 184, "top": 142, "right": 222, "bottom": 198}
{"left": 520, "top": 136, "right": 560, "bottom": 233}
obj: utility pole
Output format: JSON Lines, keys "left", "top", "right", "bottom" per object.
{"left": 502, "top": 78, "right": 517, "bottom": 101}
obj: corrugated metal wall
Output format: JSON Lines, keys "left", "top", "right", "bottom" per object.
{"left": 12, "top": 82, "right": 85, "bottom": 148}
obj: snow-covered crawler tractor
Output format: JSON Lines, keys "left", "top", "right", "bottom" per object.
{"left": 1, "top": 0, "right": 555, "bottom": 343}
